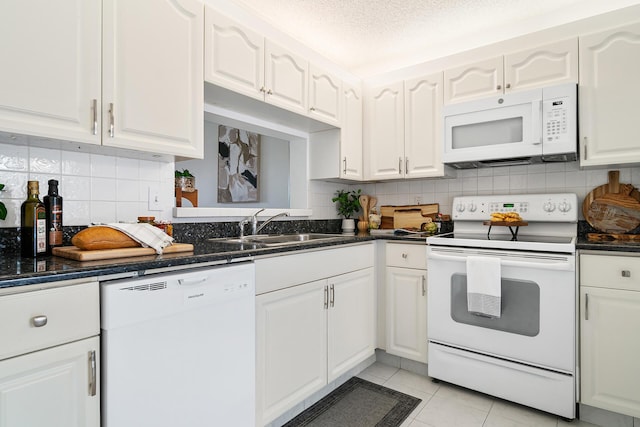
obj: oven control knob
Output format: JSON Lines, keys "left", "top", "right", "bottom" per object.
{"left": 456, "top": 203, "right": 465, "bottom": 212}
{"left": 467, "top": 203, "right": 477, "bottom": 212}
{"left": 543, "top": 201, "right": 556, "bottom": 212}
{"left": 558, "top": 201, "right": 571, "bottom": 213}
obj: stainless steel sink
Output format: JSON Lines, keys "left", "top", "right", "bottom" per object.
{"left": 215, "top": 233, "right": 346, "bottom": 246}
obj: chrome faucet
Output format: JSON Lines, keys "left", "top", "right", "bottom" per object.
{"left": 255, "top": 212, "right": 289, "bottom": 235}
{"left": 238, "top": 208, "right": 265, "bottom": 238}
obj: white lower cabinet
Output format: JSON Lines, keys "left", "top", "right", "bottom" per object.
{"left": 0, "top": 280, "right": 100, "bottom": 427}
{"left": 255, "top": 244, "right": 375, "bottom": 426}
{"left": 385, "top": 243, "right": 428, "bottom": 363}
{"left": 0, "top": 337, "right": 100, "bottom": 427}
{"left": 580, "top": 253, "right": 640, "bottom": 418}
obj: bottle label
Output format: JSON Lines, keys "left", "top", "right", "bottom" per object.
{"left": 49, "top": 205, "right": 63, "bottom": 245}
{"left": 36, "top": 208, "right": 46, "bottom": 253}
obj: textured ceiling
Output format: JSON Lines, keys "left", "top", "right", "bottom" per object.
{"left": 231, "top": 0, "right": 632, "bottom": 76}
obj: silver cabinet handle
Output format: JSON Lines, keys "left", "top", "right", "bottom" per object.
{"left": 506, "top": 83, "right": 511, "bottom": 89}
{"left": 622, "top": 270, "right": 631, "bottom": 278}
{"left": 330, "top": 284, "right": 335, "bottom": 308}
{"left": 402, "top": 253, "right": 408, "bottom": 259}
{"left": 32, "top": 315, "right": 47, "bottom": 327}
{"left": 585, "top": 293, "right": 589, "bottom": 321}
{"left": 583, "top": 137, "right": 588, "bottom": 160}
{"left": 398, "top": 157, "right": 402, "bottom": 174}
{"left": 422, "top": 275, "right": 426, "bottom": 296}
{"left": 108, "top": 103, "right": 114, "bottom": 137}
{"left": 267, "top": 89, "right": 273, "bottom": 95}
{"left": 91, "top": 99, "right": 98, "bottom": 135}
{"left": 405, "top": 157, "right": 409, "bottom": 174}
{"left": 497, "top": 84, "right": 502, "bottom": 90}
{"left": 310, "top": 107, "right": 316, "bottom": 111}
{"left": 324, "top": 285, "right": 328, "bottom": 309}
{"left": 88, "top": 350, "right": 97, "bottom": 396}
{"left": 260, "top": 86, "right": 266, "bottom": 93}
{"left": 343, "top": 157, "right": 347, "bottom": 175}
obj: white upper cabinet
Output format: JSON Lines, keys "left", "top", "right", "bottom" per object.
{"left": 103, "top": 0, "right": 203, "bottom": 158}
{"left": 404, "top": 72, "right": 445, "bottom": 179}
{"left": 444, "top": 39, "right": 578, "bottom": 104}
{"left": 0, "top": 0, "right": 101, "bottom": 145}
{"left": 205, "top": 7, "right": 310, "bottom": 118}
{"left": 341, "top": 82, "right": 363, "bottom": 180}
{"left": 579, "top": 22, "right": 640, "bottom": 167}
{"left": 365, "top": 82, "right": 405, "bottom": 180}
{"left": 365, "top": 75, "right": 447, "bottom": 180}
{"left": 444, "top": 57, "right": 503, "bottom": 104}
{"left": 265, "top": 41, "right": 309, "bottom": 115}
{"left": 309, "top": 65, "right": 341, "bottom": 126}
{"left": 204, "top": 8, "right": 264, "bottom": 101}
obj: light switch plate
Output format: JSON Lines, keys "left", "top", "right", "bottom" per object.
{"left": 148, "top": 184, "right": 162, "bottom": 211}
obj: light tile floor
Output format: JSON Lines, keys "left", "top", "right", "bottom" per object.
{"left": 357, "top": 362, "right": 599, "bottom": 427}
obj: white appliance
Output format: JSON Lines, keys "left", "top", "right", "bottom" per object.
{"left": 443, "top": 83, "right": 577, "bottom": 168}
{"left": 101, "top": 262, "right": 255, "bottom": 427}
{"left": 426, "top": 194, "right": 578, "bottom": 419}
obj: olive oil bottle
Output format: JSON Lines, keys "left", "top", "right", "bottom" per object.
{"left": 43, "top": 179, "right": 63, "bottom": 254}
{"left": 21, "top": 181, "right": 47, "bottom": 257}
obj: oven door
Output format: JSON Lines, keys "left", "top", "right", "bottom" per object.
{"left": 427, "top": 246, "right": 575, "bottom": 372}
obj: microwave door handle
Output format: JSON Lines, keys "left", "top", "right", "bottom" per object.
{"left": 532, "top": 100, "right": 542, "bottom": 145}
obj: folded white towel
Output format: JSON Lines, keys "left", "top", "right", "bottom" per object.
{"left": 100, "top": 223, "right": 174, "bottom": 255}
{"left": 466, "top": 256, "right": 501, "bottom": 318}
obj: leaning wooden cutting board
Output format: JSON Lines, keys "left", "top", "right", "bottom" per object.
{"left": 380, "top": 204, "right": 439, "bottom": 229}
{"left": 583, "top": 171, "right": 640, "bottom": 233}
{"left": 53, "top": 243, "right": 194, "bottom": 261}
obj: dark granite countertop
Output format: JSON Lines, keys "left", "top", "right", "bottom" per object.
{"left": 0, "top": 232, "right": 434, "bottom": 289}
{"left": 576, "top": 221, "right": 640, "bottom": 254}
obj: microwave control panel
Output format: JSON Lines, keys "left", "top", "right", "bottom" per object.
{"left": 543, "top": 97, "right": 569, "bottom": 143}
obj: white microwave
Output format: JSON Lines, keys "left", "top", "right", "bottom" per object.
{"left": 442, "top": 83, "right": 577, "bottom": 168}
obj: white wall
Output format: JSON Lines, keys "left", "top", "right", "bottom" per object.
{"left": 0, "top": 139, "right": 174, "bottom": 227}
{"left": 314, "top": 162, "right": 640, "bottom": 219}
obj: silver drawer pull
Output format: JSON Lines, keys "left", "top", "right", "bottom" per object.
{"left": 32, "top": 315, "right": 48, "bottom": 327}
{"left": 402, "top": 253, "right": 408, "bottom": 259}
{"left": 622, "top": 270, "right": 631, "bottom": 278}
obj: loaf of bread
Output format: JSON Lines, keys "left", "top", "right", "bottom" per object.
{"left": 71, "top": 226, "right": 141, "bottom": 250}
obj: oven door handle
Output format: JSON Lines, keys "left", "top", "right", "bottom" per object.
{"left": 428, "top": 251, "right": 574, "bottom": 271}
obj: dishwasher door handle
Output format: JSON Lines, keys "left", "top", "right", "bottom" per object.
{"left": 178, "top": 277, "right": 208, "bottom": 286}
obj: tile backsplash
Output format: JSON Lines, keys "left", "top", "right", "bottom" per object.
{"left": 2, "top": 139, "right": 639, "bottom": 227}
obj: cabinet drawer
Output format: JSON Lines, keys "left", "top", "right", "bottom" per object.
{"left": 0, "top": 282, "right": 99, "bottom": 360}
{"left": 581, "top": 254, "right": 640, "bottom": 291}
{"left": 386, "top": 243, "right": 427, "bottom": 269}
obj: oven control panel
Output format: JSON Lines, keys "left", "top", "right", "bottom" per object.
{"left": 452, "top": 193, "right": 578, "bottom": 221}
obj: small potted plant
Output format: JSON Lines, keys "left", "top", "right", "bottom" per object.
{"left": 175, "top": 169, "right": 196, "bottom": 193}
{"left": 332, "top": 189, "right": 361, "bottom": 234}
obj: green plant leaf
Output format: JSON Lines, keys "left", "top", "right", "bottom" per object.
{"left": 0, "top": 202, "right": 6, "bottom": 221}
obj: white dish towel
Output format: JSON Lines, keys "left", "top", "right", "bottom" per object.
{"left": 466, "top": 256, "right": 502, "bottom": 318}
{"left": 100, "top": 223, "right": 174, "bottom": 254}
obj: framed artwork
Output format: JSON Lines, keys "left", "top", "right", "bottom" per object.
{"left": 218, "top": 125, "right": 259, "bottom": 202}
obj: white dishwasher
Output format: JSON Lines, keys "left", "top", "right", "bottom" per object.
{"left": 101, "top": 262, "right": 255, "bottom": 427}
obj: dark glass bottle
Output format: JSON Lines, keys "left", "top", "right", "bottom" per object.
{"left": 44, "top": 179, "right": 63, "bottom": 254}
{"left": 21, "top": 181, "right": 47, "bottom": 257}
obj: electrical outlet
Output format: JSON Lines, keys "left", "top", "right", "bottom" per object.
{"left": 414, "top": 196, "right": 422, "bottom": 204}
{"left": 148, "top": 184, "right": 162, "bottom": 211}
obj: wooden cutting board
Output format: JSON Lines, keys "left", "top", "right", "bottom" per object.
{"left": 583, "top": 171, "right": 640, "bottom": 233}
{"left": 53, "top": 243, "right": 194, "bottom": 261}
{"left": 393, "top": 209, "right": 434, "bottom": 230}
{"left": 381, "top": 204, "right": 439, "bottom": 229}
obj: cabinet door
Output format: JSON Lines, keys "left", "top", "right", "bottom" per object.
{"left": 504, "top": 38, "right": 578, "bottom": 93}
{"left": 0, "top": 0, "right": 101, "bottom": 145}
{"left": 444, "top": 56, "right": 503, "bottom": 104}
{"left": 0, "top": 336, "right": 100, "bottom": 427}
{"left": 102, "top": 0, "right": 203, "bottom": 158}
{"left": 256, "top": 280, "right": 327, "bottom": 426}
{"left": 341, "top": 82, "right": 363, "bottom": 180}
{"left": 327, "top": 268, "right": 375, "bottom": 382}
{"left": 309, "top": 65, "right": 341, "bottom": 126}
{"left": 365, "top": 82, "right": 405, "bottom": 180}
{"left": 204, "top": 7, "right": 265, "bottom": 101}
{"left": 265, "top": 40, "right": 309, "bottom": 115}
{"left": 580, "top": 286, "right": 640, "bottom": 418}
{"left": 386, "top": 267, "right": 427, "bottom": 363}
{"left": 579, "top": 23, "right": 640, "bottom": 167}
{"left": 404, "top": 73, "right": 445, "bottom": 178}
